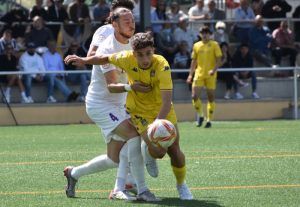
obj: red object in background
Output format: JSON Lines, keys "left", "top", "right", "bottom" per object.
{"left": 226, "top": 0, "right": 240, "bottom": 9}
{"left": 151, "top": 0, "right": 157, "bottom": 7}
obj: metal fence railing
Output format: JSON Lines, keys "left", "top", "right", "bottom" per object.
{"left": 0, "top": 66, "right": 299, "bottom": 119}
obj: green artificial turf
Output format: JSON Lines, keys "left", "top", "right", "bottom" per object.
{"left": 0, "top": 120, "right": 299, "bottom": 207}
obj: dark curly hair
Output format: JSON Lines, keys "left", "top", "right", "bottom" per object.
{"left": 111, "top": 0, "right": 134, "bottom": 11}
{"left": 131, "top": 32, "right": 154, "bottom": 51}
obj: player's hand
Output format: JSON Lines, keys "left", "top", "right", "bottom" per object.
{"left": 131, "top": 81, "right": 152, "bottom": 93}
{"left": 64, "top": 55, "right": 85, "bottom": 67}
{"left": 209, "top": 70, "right": 215, "bottom": 76}
{"left": 186, "top": 75, "right": 193, "bottom": 84}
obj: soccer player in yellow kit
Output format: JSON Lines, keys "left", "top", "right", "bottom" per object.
{"left": 65, "top": 32, "right": 193, "bottom": 200}
{"left": 186, "top": 26, "right": 222, "bottom": 128}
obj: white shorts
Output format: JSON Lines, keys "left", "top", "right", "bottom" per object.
{"left": 86, "top": 105, "right": 130, "bottom": 144}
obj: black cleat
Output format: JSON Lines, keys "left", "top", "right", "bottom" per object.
{"left": 204, "top": 122, "right": 212, "bottom": 128}
{"left": 197, "top": 117, "right": 204, "bottom": 127}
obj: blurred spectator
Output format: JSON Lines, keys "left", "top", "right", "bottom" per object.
{"left": 156, "top": 22, "right": 178, "bottom": 66}
{"left": 166, "top": 1, "right": 187, "bottom": 23}
{"left": 25, "top": 16, "right": 54, "bottom": 49}
{"left": 64, "top": 42, "right": 89, "bottom": 101}
{"left": 151, "top": 0, "right": 168, "bottom": 37}
{"left": 0, "top": 8, "right": 28, "bottom": 39}
{"left": 67, "top": 0, "right": 91, "bottom": 40}
{"left": 218, "top": 42, "right": 248, "bottom": 99}
{"left": 29, "top": 0, "right": 48, "bottom": 21}
{"left": 249, "top": 15, "right": 273, "bottom": 67}
{"left": 207, "top": 0, "right": 225, "bottom": 32}
{"left": 232, "top": 43, "right": 259, "bottom": 99}
{"left": 293, "top": 5, "right": 300, "bottom": 42}
{"left": 0, "top": 44, "right": 29, "bottom": 103}
{"left": 93, "top": 0, "right": 110, "bottom": 23}
{"left": 233, "top": 0, "right": 255, "bottom": 43}
{"left": 213, "top": 21, "right": 229, "bottom": 44}
{"left": 0, "top": 29, "right": 19, "bottom": 55}
{"left": 19, "top": 42, "right": 45, "bottom": 103}
{"left": 251, "top": 0, "right": 264, "bottom": 15}
{"left": 47, "top": 0, "right": 70, "bottom": 40}
{"left": 43, "top": 40, "right": 79, "bottom": 103}
{"left": 174, "top": 16, "right": 197, "bottom": 52}
{"left": 132, "top": 0, "right": 141, "bottom": 23}
{"left": 173, "top": 41, "right": 191, "bottom": 80}
{"left": 188, "top": 0, "right": 209, "bottom": 36}
{"left": 261, "top": 0, "right": 291, "bottom": 32}
{"left": 272, "top": 21, "right": 298, "bottom": 69}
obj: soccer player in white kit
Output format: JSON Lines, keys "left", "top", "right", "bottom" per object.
{"left": 63, "top": 7, "right": 159, "bottom": 202}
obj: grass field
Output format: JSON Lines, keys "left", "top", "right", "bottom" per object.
{"left": 0, "top": 121, "right": 300, "bottom": 207}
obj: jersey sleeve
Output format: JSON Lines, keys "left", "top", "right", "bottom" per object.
{"left": 108, "top": 51, "right": 130, "bottom": 72}
{"left": 90, "top": 25, "right": 113, "bottom": 47}
{"left": 157, "top": 57, "right": 173, "bottom": 90}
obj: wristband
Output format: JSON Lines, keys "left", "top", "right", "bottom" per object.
{"left": 124, "top": 84, "right": 132, "bottom": 91}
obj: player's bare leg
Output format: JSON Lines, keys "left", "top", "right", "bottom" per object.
{"left": 192, "top": 86, "right": 204, "bottom": 127}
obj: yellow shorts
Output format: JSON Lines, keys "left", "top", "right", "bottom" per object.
{"left": 192, "top": 76, "right": 217, "bottom": 90}
{"left": 130, "top": 108, "right": 177, "bottom": 134}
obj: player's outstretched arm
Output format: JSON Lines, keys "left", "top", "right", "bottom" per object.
{"left": 64, "top": 54, "right": 110, "bottom": 66}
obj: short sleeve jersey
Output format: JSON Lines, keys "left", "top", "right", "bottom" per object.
{"left": 191, "top": 40, "right": 222, "bottom": 79}
{"left": 109, "top": 51, "right": 173, "bottom": 116}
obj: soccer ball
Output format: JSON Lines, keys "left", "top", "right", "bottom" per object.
{"left": 147, "top": 119, "right": 177, "bottom": 149}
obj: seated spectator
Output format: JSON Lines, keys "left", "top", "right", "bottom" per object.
{"left": 261, "top": 0, "right": 291, "bottom": 32}
{"left": 64, "top": 42, "right": 89, "bottom": 101}
{"left": 249, "top": 15, "right": 273, "bottom": 67}
{"left": 151, "top": 0, "right": 168, "bottom": 38}
{"left": 293, "top": 5, "right": 300, "bottom": 41}
{"left": 213, "top": 21, "right": 229, "bottom": 44}
{"left": 207, "top": 0, "right": 225, "bottom": 32}
{"left": 0, "top": 8, "right": 28, "bottom": 39}
{"left": 233, "top": 0, "right": 255, "bottom": 43}
{"left": 166, "top": 1, "right": 187, "bottom": 30}
{"left": 218, "top": 42, "right": 248, "bottom": 99}
{"left": 156, "top": 22, "right": 178, "bottom": 66}
{"left": 173, "top": 41, "right": 191, "bottom": 80}
{"left": 43, "top": 40, "right": 79, "bottom": 103}
{"left": 272, "top": 20, "right": 298, "bottom": 69}
{"left": 25, "top": 16, "right": 54, "bottom": 50}
{"left": 47, "top": 0, "right": 70, "bottom": 40}
{"left": 232, "top": 43, "right": 259, "bottom": 99}
{"left": 93, "top": 0, "right": 110, "bottom": 24}
{"left": 29, "top": 0, "right": 48, "bottom": 21}
{"left": 67, "top": 0, "right": 91, "bottom": 40}
{"left": 174, "top": 16, "right": 197, "bottom": 52}
{"left": 0, "top": 44, "right": 29, "bottom": 103}
{"left": 188, "top": 0, "right": 209, "bottom": 36}
{"left": 19, "top": 42, "right": 45, "bottom": 103}
{"left": 0, "top": 29, "right": 19, "bottom": 56}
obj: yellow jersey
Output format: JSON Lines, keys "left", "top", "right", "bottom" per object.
{"left": 191, "top": 40, "right": 222, "bottom": 79}
{"left": 108, "top": 51, "right": 173, "bottom": 117}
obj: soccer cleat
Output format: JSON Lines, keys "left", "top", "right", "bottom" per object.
{"left": 197, "top": 116, "right": 204, "bottom": 127}
{"left": 137, "top": 190, "right": 161, "bottom": 202}
{"left": 177, "top": 183, "right": 193, "bottom": 200}
{"left": 63, "top": 166, "right": 77, "bottom": 198}
{"left": 141, "top": 141, "right": 159, "bottom": 178}
{"left": 109, "top": 190, "right": 137, "bottom": 201}
{"left": 204, "top": 122, "right": 212, "bottom": 128}
{"left": 47, "top": 96, "right": 57, "bottom": 103}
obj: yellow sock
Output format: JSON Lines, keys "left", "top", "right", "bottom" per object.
{"left": 207, "top": 102, "right": 216, "bottom": 122}
{"left": 172, "top": 165, "right": 186, "bottom": 185}
{"left": 192, "top": 99, "right": 203, "bottom": 117}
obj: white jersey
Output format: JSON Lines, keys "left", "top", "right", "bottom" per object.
{"left": 90, "top": 24, "right": 114, "bottom": 47}
{"left": 86, "top": 33, "right": 132, "bottom": 108}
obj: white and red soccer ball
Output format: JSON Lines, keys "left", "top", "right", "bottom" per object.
{"left": 147, "top": 119, "right": 177, "bottom": 149}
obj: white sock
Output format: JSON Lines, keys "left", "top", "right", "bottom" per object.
{"left": 114, "top": 143, "right": 129, "bottom": 192}
{"left": 127, "top": 137, "right": 147, "bottom": 194}
{"left": 21, "top": 91, "right": 27, "bottom": 99}
{"left": 5, "top": 87, "right": 11, "bottom": 97}
{"left": 71, "top": 154, "right": 118, "bottom": 180}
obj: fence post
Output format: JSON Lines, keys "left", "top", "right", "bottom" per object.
{"left": 293, "top": 66, "right": 298, "bottom": 120}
